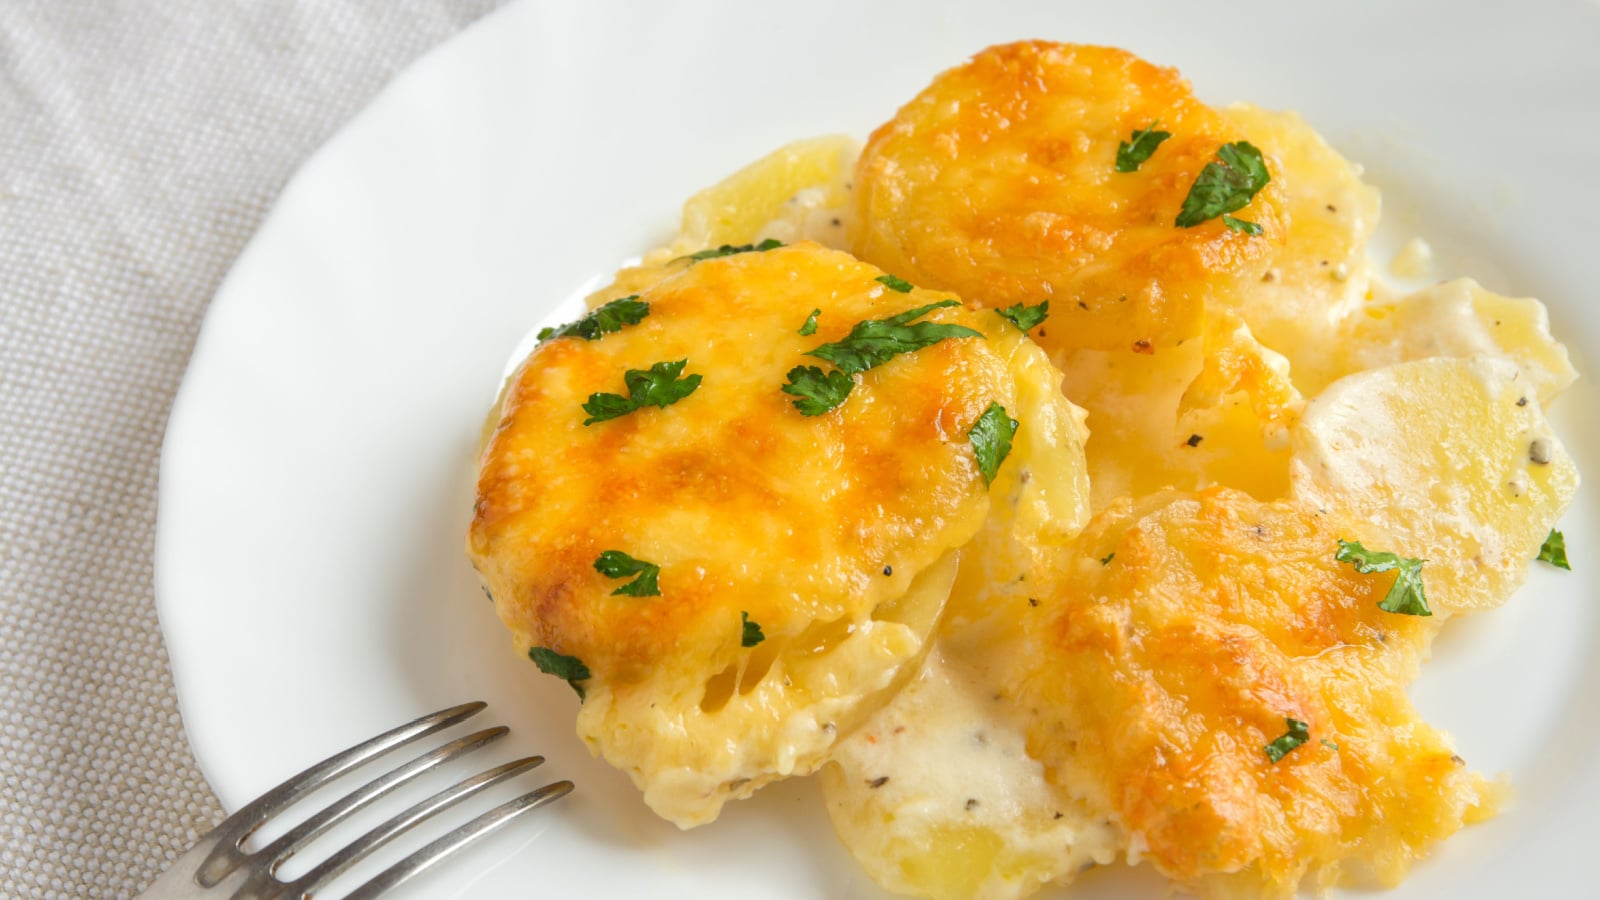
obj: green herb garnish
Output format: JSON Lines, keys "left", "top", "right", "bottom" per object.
{"left": 1175, "top": 141, "right": 1270, "bottom": 229}
{"left": 807, "top": 300, "right": 980, "bottom": 373}
{"left": 968, "top": 402, "right": 1018, "bottom": 484}
{"left": 875, "top": 274, "right": 914, "bottom": 293}
{"left": 528, "top": 646, "right": 591, "bottom": 699}
{"left": 1100, "top": 552, "right": 1115, "bottom": 566}
{"left": 784, "top": 300, "right": 981, "bottom": 415}
{"left": 782, "top": 365, "right": 855, "bottom": 417}
{"left": 537, "top": 295, "right": 649, "bottom": 342}
{"left": 684, "top": 238, "right": 783, "bottom": 262}
{"left": 996, "top": 300, "right": 1049, "bottom": 333}
{"left": 1537, "top": 529, "right": 1570, "bottom": 570}
{"left": 1264, "top": 717, "right": 1310, "bottom": 764}
{"left": 799, "top": 308, "right": 821, "bottom": 336}
{"left": 741, "top": 611, "right": 765, "bottom": 647}
{"left": 582, "top": 359, "right": 702, "bottom": 424}
{"left": 1335, "top": 539, "right": 1431, "bottom": 617}
{"left": 1115, "top": 121, "right": 1171, "bottom": 173}
{"left": 594, "top": 550, "right": 662, "bottom": 597}
{"left": 1221, "top": 215, "right": 1263, "bottom": 235}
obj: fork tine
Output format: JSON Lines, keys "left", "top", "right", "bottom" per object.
{"left": 283, "top": 754, "right": 550, "bottom": 896}
{"left": 256, "top": 726, "right": 510, "bottom": 873}
{"left": 196, "top": 701, "right": 485, "bottom": 885}
{"left": 341, "top": 780, "right": 574, "bottom": 900}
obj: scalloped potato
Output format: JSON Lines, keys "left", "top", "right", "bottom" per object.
{"left": 1012, "top": 489, "right": 1499, "bottom": 898}
{"left": 850, "top": 41, "right": 1288, "bottom": 357}
{"left": 469, "top": 241, "right": 1089, "bottom": 826}
{"left": 467, "top": 36, "right": 1581, "bottom": 900}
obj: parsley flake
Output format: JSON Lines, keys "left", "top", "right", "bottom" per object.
{"left": 1335, "top": 539, "right": 1432, "bottom": 617}
{"left": 784, "top": 300, "right": 981, "bottom": 415}
{"left": 594, "top": 550, "right": 661, "bottom": 597}
{"left": 968, "top": 402, "right": 1019, "bottom": 484}
{"left": 1221, "top": 215, "right": 1263, "bottom": 235}
{"left": 528, "top": 646, "right": 591, "bottom": 699}
{"left": 1115, "top": 121, "right": 1171, "bottom": 173}
{"left": 807, "top": 300, "right": 981, "bottom": 374}
{"left": 1264, "top": 717, "right": 1310, "bottom": 764}
{"left": 1175, "top": 141, "right": 1271, "bottom": 229}
{"left": 782, "top": 365, "right": 855, "bottom": 416}
{"left": 1537, "top": 529, "right": 1570, "bottom": 570}
{"left": 875, "top": 274, "right": 914, "bottom": 293}
{"left": 683, "top": 238, "right": 783, "bottom": 262}
{"left": 1100, "top": 552, "right": 1115, "bottom": 566}
{"left": 997, "top": 300, "right": 1050, "bottom": 333}
{"left": 1320, "top": 739, "right": 1340, "bottom": 751}
{"left": 799, "top": 308, "right": 821, "bottom": 336}
{"left": 582, "top": 359, "right": 702, "bottom": 425}
{"left": 741, "top": 611, "right": 765, "bottom": 647}
{"left": 537, "top": 295, "right": 649, "bottom": 342}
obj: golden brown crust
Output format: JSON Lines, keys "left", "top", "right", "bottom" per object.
{"left": 1013, "top": 488, "right": 1494, "bottom": 896}
{"left": 467, "top": 241, "right": 1069, "bottom": 824}
{"left": 471, "top": 244, "right": 1006, "bottom": 685}
{"left": 850, "top": 41, "right": 1287, "bottom": 355}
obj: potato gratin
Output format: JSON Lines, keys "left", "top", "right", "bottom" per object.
{"left": 468, "top": 40, "right": 1578, "bottom": 899}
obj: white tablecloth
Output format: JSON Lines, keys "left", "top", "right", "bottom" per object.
{"left": 0, "top": 3, "right": 507, "bottom": 894}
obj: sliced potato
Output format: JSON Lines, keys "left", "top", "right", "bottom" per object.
{"left": 1218, "top": 104, "right": 1381, "bottom": 380}
{"left": 1290, "top": 356, "right": 1579, "bottom": 615}
{"left": 678, "top": 134, "right": 858, "bottom": 251}
{"left": 1323, "top": 278, "right": 1577, "bottom": 402}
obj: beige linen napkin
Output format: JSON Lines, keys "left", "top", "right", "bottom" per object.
{"left": 0, "top": 2, "right": 506, "bottom": 895}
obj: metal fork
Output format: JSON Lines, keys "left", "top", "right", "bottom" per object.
{"left": 137, "top": 701, "right": 573, "bottom": 900}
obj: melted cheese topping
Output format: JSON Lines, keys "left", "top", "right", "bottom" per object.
{"left": 1012, "top": 489, "right": 1502, "bottom": 897}
{"left": 470, "top": 241, "right": 1086, "bottom": 826}
{"left": 850, "top": 41, "right": 1288, "bottom": 356}
{"left": 469, "top": 38, "right": 1581, "bottom": 900}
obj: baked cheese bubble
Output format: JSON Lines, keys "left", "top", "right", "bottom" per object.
{"left": 1290, "top": 356, "right": 1578, "bottom": 616}
{"left": 1011, "top": 488, "right": 1499, "bottom": 898}
{"left": 468, "top": 241, "right": 1091, "bottom": 827}
{"left": 849, "top": 41, "right": 1288, "bottom": 357}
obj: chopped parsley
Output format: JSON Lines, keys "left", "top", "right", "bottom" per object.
{"left": 1100, "top": 552, "right": 1115, "bottom": 566}
{"left": 968, "top": 402, "right": 1018, "bottom": 484}
{"left": 1175, "top": 141, "right": 1270, "bottom": 230}
{"left": 1335, "top": 539, "right": 1432, "bottom": 617}
{"left": 1320, "top": 739, "right": 1340, "bottom": 751}
{"left": 784, "top": 300, "right": 982, "bottom": 415}
{"left": 875, "top": 274, "right": 914, "bottom": 293}
{"left": 683, "top": 238, "right": 783, "bottom": 262}
{"left": 1221, "top": 215, "right": 1263, "bottom": 235}
{"left": 528, "top": 646, "right": 591, "bottom": 699}
{"left": 593, "top": 550, "right": 661, "bottom": 597}
{"left": 1537, "top": 529, "right": 1570, "bottom": 570}
{"left": 996, "top": 300, "right": 1049, "bottom": 333}
{"left": 799, "top": 308, "right": 821, "bottom": 336}
{"left": 537, "top": 295, "right": 648, "bottom": 342}
{"left": 782, "top": 365, "right": 854, "bottom": 417}
{"left": 740, "top": 611, "right": 765, "bottom": 647}
{"left": 1115, "top": 121, "right": 1171, "bottom": 173}
{"left": 1263, "top": 717, "right": 1310, "bottom": 763}
{"left": 582, "top": 359, "right": 702, "bottom": 424}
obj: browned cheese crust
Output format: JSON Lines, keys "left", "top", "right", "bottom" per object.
{"left": 850, "top": 41, "right": 1288, "bottom": 356}
{"left": 1012, "top": 488, "right": 1497, "bottom": 897}
{"left": 468, "top": 241, "right": 1042, "bottom": 825}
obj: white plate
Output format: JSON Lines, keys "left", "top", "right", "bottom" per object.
{"left": 157, "top": 1, "right": 1600, "bottom": 896}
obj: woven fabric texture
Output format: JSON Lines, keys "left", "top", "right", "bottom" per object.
{"left": 0, "top": 2, "right": 508, "bottom": 895}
